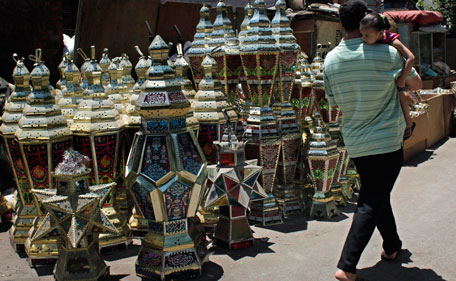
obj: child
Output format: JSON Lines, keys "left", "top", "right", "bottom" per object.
{"left": 359, "top": 12, "right": 422, "bottom": 140}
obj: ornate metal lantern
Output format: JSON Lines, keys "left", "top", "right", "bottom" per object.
{"left": 119, "top": 53, "right": 135, "bottom": 90}
{"left": 307, "top": 112, "right": 340, "bottom": 219}
{"left": 58, "top": 55, "right": 84, "bottom": 126}
{"left": 328, "top": 121, "right": 348, "bottom": 206}
{"left": 205, "top": 119, "right": 267, "bottom": 250}
{"left": 77, "top": 48, "right": 91, "bottom": 91}
{"left": 188, "top": 4, "right": 213, "bottom": 89}
{"left": 192, "top": 53, "right": 238, "bottom": 165}
{"left": 240, "top": 0, "right": 282, "bottom": 226}
{"left": 70, "top": 46, "right": 130, "bottom": 251}
{"left": 291, "top": 53, "right": 314, "bottom": 126}
{"left": 106, "top": 57, "right": 128, "bottom": 125}
{"left": 31, "top": 149, "right": 118, "bottom": 281}
{"left": 125, "top": 35, "right": 208, "bottom": 280}
{"left": 1, "top": 54, "right": 34, "bottom": 251}
{"left": 15, "top": 49, "right": 73, "bottom": 265}
{"left": 99, "top": 48, "right": 112, "bottom": 87}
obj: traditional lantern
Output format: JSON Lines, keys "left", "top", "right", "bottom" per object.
{"left": 209, "top": 0, "right": 242, "bottom": 106}
{"left": 307, "top": 112, "right": 340, "bottom": 219}
{"left": 106, "top": 57, "right": 128, "bottom": 124}
{"left": 240, "top": 0, "right": 282, "bottom": 226}
{"left": 125, "top": 35, "right": 207, "bottom": 280}
{"left": 271, "top": 0, "right": 302, "bottom": 216}
{"left": 1, "top": 54, "right": 34, "bottom": 251}
{"left": 291, "top": 53, "right": 314, "bottom": 126}
{"left": 99, "top": 48, "right": 112, "bottom": 88}
{"left": 174, "top": 44, "right": 199, "bottom": 135}
{"left": 58, "top": 55, "right": 84, "bottom": 126}
{"left": 328, "top": 121, "right": 348, "bottom": 206}
{"left": 205, "top": 118, "right": 267, "bottom": 249}
{"left": 192, "top": 53, "right": 238, "bottom": 165}
{"left": 119, "top": 53, "right": 135, "bottom": 90}
{"left": 77, "top": 48, "right": 91, "bottom": 91}
{"left": 188, "top": 4, "right": 213, "bottom": 89}
{"left": 55, "top": 55, "right": 69, "bottom": 103}
{"left": 15, "top": 49, "right": 73, "bottom": 264}
{"left": 31, "top": 149, "right": 118, "bottom": 281}
{"left": 70, "top": 46, "right": 130, "bottom": 251}
{"left": 128, "top": 46, "right": 153, "bottom": 237}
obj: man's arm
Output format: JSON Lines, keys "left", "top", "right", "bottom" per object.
{"left": 323, "top": 69, "right": 336, "bottom": 107}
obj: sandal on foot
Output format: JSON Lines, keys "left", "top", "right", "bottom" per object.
{"left": 403, "top": 122, "right": 416, "bottom": 141}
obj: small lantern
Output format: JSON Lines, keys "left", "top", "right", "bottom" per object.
{"left": 205, "top": 117, "right": 267, "bottom": 250}
{"left": 119, "top": 53, "right": 135, "bottom": 90}
{"left": 31, "top": 149, "right": 118, "bottom": 281}
{"left": 70, "top": 46, "right": 130, "bottom": 251}
{"left": 77, "top": 48, "right": 91, "bottom": 91}
{"left": 15, "top": 49, "right": 73, "bottom": 264}
{"left": 99, "top": 48, "right": 112, "bottom": 87}
{"left": 291, "top": 53, "right": 314, "bottom": 126}
{"left": 1, "top": 54, "right": 35, "bottom": 251}
{"left": 307, "top": 112, "right": 340, "bottom": 219}
{"left": 58, "top": 55, "right": 84, "bottom": 127}
{"left": 106, "top": 57, "right": 128, "bottom": 126}
{"left": 188, "top": 4, "right": 213, "bottom": 89}
{"left": 126, "top": 35, "right": 208, "bottom": 281}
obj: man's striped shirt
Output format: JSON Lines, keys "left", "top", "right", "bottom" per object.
{"left": 323, "top": 37, "right": 417, "bottom": 158}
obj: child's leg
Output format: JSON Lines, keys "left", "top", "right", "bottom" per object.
{"left": 399, "top": 91, "right": 413, "bottom": 129}
{"left": 405, "top": 76, "right": 423, "bottom": 91}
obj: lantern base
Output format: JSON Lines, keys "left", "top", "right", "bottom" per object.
{"left": 129, "top": 212, "right": 149, "bottom": 238}
{"left": 248, "top": 194, "right": 283, "bottom": 226}
{"left": 135, "top": 219, "right": 204, "bottom": 281}
{"left": 294, "top": 181, "right": 314, "bottom": 210}
{"left": 54, "top": 241, "right": 109, "bottom": 281}
{"left": 330, "top": 183, "right": 347, "bottom": 206}
{"left": 310, "top": 193, "right": 340, "bottom": 219}
{"left": 339, "top": 177, "right": 353, "bottom": 200}
{"left": 98, "top": 207, "right": 132, "bottom": 253}
{"left": 274, "top": 184, "right": 303, "bottom": 218}
{"left": 9, "top": 201, "right": 36, "bottom": 252}
{"left": 196, "top": 207, "right": 220, "bottom": 228}
{"left": 346, "top": 168, "right": 361, "bottom": 193}
{"left": 25, "top": 217, "right": 59, "bottom": 267}
{"left": 214, "top": 206, "right": 254, "bottom": 250}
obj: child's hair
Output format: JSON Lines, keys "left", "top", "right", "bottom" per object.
{"left": 360, "top": 12, "right": 391, "bottom": 31}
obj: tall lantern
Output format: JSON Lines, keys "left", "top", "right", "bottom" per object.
{"left": 15, "top": 49, "right": 73, "bottom": 265}
{"left": 125, "top": 35, "right": 208, "bottom": 281}
{"left": 205, "top": 120, "right": 267, "bottom": 250}
{"left": 240, "top": 0, "right": 282, "bottom": 226}
{"left": 99, "top": 48, "right": 112, "bottom": 88}
{"left": 209, "top": 0, "right": 242, "bottom": 106}
{"left": 70, "top": 46, "right": 131, "bottom": 251}
{"left": 307, "top": 112, "right": 340, "bottom": 219}
{"left": 193, "top": 53, "right": 238, "bottom": 165}
{"left": 77, "top": 48, "right": 91, "bottom": 91}
{"left": 188, "top": 4, "right": 213, "bottom": 89}
{"left": 271, "top": 0, "right": 302, "bottom": 216}
{"left": 291, "top": 52, "right": 314, "bottom": 125}
{"left": 58, "top": 55, "right": 84, "bottom": 127}
{"left": 128, "top": 46, "right": 152, "bottom": 237}
{"left": 329, "top": 120, "right": 348, "bottom": 206}
{"left": 1, "top": 54, "right": 34, "bottom": 251}
{"left": 31, "top": 149, "right": 118, "bottom": 281}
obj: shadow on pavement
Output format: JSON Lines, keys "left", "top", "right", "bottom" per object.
{"left": 259, "top": 213, "right": 308, "bottom": 233}
{"left": 103, "top": 243, "right": 141, "bottom": 261}
{"left": 0, "top": 221, "right": 12, "bottom": 233}
{"left": 34, "top": 264, "right": 53, "bottom": 276}
{"left": 196, "top": 261, "right": 225, "bottom": 281}
{"left": 403, "top": 137, "right": 449, "bottom": 167}
{"left": 105, "top": 274, "right": 130, "bottom": 280}
{"left": 358, "top": 249, "right": 447, "bottom": 281}
{"left": 211, "top": 237, "right": 275, "bottom": 261}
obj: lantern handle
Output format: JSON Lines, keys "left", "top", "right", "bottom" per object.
{"left": 77, "top": 48, "right": 88, "bottom": 61}
{"left": 134, "top": 45, "right": 144, "bottom": 57}
{"left": 29, "top": 48, "right": 42, "bottom": 64}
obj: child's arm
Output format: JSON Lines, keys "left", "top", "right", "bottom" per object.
{"left": 390, "top": 39, "right": 415, "bottom": 89}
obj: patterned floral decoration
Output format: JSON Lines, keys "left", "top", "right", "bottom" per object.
{"left": 23, "top": 143, "right": 49, "bottom": 189}
{"left": 197, "top": 124, "right": 218, "bottom": 164}
{"left": 177, "top": 132, "right": 204, "bottom": 176}
{"left": 141, "top": 136, "right": 170, "bottom": 182}
{"left": 6, "top": 138, "right": 32, "bottom": 204}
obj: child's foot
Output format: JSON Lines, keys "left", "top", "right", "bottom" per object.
{"left": 335, "top": 269, "right": 357, "bottom": 281}
{"left": 404, "top": 122, "right": 416, "bottom": 141}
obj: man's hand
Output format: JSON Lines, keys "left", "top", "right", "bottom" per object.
{"left": 396, "top": 77, "right": 406, "bottom": 89}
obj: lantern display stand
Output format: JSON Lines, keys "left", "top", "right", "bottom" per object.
{"left": 0, "top": 54, "right": 35, "bottom": 252}
{"left": 239, "top": 0, "right": 282, "bottom": 226}
{"left": 70, "top": 46, "right": 131, "bottom": 253}
{"left": 31, "top": 149, "right": 118, "bottom": 281}
{"left": 58, "top": 55, "right": 84, "bottom": 127}
{"left": 128, "top": 46, "right": 153, "bottom": 238}
{"left": 125, "top": 35, "right": 208, "bottom": 281}
{"left": 307, "top": 112, "right": 340, "bottom": 219}
{"left": 204, "top": 113, "right": 267, "bottom": 250}
{"left": 271, "top": 0, "right": 303, "bottom": 217}
{"left": 14, "top": 49, "right": 73, "bottom": 266}
{"left": 188, "top": 4, "right": 213, "bottom": 90}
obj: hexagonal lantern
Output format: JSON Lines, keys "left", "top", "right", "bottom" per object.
{"left": 188, "top": 4, "right": 213, "bottom": 90}
{"left": 208, "top": 0, "right": 242, "bottom": 106}
{"left": 192, "top": 53, "right": 238, "bottom": 165}
{"left": 271, "top": 0, "right": 303, "bottom": 217}
{"left": 70, "top": 46, "right": 130, "bottom": 252}
{"left": 58, "top": 55, "right": 84, "bottom": 127}
{"left": 307, "top": 112, "right": 340, "bottom": 219}
{"left": 240, "top": 0, "right": 282, "bottom": 226}
{"left": 15, "top": 49, "right": 73, "bottom": 265}
{"left": 77, "top": 48, "right": 91, "bottom": 91}
{"left": 0, "top": 54, "right": 35, "bottom": 251}
{"left": 329, "top": 120, "right": 348, "bottom": 206}
{"left": 291, "top": 52, "right": 314, "bottom": 127}
{"left": 99, "top": 48, "right": 112, "bottom": 87}
{"left": 125, "top": 35, "right": 207, "bottom": 281}
{"left": 205, "top": 120, "right": 267, "bottom": 250}
{"left": 31, "top": 149, "right": 118, "bottom": 281}
{"left": 55, "top": 55, "right": 69, "bottom": 103}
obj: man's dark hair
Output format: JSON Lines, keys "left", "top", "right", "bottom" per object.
{"left": 339, "top": 0, "right": 369, "bottom": 32}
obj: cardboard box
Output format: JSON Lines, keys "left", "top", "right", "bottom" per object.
{"left": 403, "top": 112, "right": 430, "bottom": 162}
{"left": 420, "top": 93, "right": 445, "bottom": 147}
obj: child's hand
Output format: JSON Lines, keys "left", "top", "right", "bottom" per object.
{"left": 396, "top": 77, "right": 406, "bottom": 89}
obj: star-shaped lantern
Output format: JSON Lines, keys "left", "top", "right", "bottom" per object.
{"left": 31, "top": 149, "right": 118, "bottom": 281}
{"left": 205, "top": 115, "right": 267, "bottom": 250}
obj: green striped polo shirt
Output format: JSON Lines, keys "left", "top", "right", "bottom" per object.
{"left": 323, "top": 37, "right": 417, "bottom": 158}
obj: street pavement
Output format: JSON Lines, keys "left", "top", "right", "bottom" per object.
{"left": 1, "top": 138, "right": 455, "bottom": 281}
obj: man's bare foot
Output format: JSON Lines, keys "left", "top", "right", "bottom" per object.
{"left": 335, "top": 269, "right": 357, "bottom": 281}
{"left": 381, "top": 250, "right": 399, "bottom": 261}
